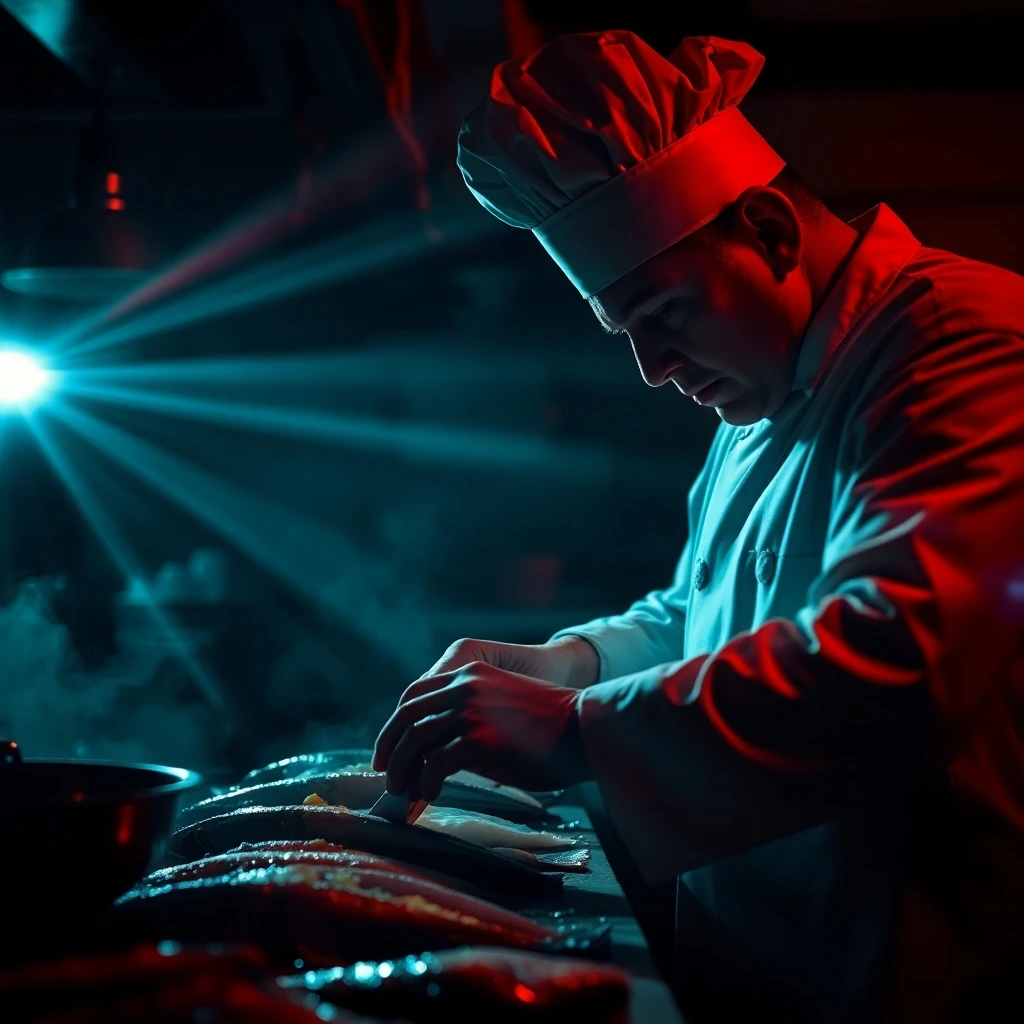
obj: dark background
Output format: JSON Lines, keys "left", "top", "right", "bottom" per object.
{"left": 0, "top": 0, "right": 1021, "bottom": 781}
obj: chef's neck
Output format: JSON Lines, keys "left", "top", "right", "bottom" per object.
{"left": 802, "top": 210, "right": 861, "bottom": 320}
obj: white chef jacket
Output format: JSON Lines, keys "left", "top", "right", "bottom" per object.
{"left": 553, "top": 204, "right": 1024, "bottom": 1020}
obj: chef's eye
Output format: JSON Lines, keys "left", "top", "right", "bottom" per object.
{"left": 652, "top": 302, "right": 675, "bottom": 324}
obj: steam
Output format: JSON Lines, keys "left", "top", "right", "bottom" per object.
{"left": 0, "top": 577, "right": 224, "bottom": 772}
{"left": 0, "top": 498, "right": 447, "bottom": 777}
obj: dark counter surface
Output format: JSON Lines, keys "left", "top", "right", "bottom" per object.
{"left": 542, "top": 803, "right": 684, "bottom": 1024}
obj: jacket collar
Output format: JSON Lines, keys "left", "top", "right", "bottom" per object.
{"left": 793, "top": 204, "right": 921, "bottom": 396}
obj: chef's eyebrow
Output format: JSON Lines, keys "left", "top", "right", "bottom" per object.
{"left": 591, "top": 287, "right": 660, "bottom": 334}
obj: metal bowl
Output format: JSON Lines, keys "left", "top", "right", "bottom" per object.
{"left": 0, "top": 744, "right": 200, "bottom": 958}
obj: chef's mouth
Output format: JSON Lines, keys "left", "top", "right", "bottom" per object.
{"left": 692, "top": 378, "right": 726, "bottom": 405}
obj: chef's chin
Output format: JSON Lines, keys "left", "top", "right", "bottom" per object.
{"left": 714, "top": 394, "right": 763, "bottom": 426}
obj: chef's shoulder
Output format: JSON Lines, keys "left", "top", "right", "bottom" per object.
{"left": 849, "top": 247, "right": 1024, "bottom": 415}
{"left": 898, "top": 245, "right": 1024, "bottom": 343}
{"left": 836, "top": 249, "right": 1024, "bottom": 465}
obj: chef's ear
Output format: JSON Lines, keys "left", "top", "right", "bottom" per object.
{"left": 730, "top": 185, "right": 803, "bottom": 279}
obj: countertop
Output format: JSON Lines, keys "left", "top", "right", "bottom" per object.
{"left": 542, "top": 803, "right": 684, "bottom": 1024}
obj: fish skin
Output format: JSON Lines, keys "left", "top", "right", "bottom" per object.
{"left": 0, "top": 944, "right": 367, "bottom": 1024}
{"left": 278, "top": 946, "right": 630, "bottom": 1022}
{"left": 110, "top": 864, "right": 556, "bottom": 967}
{"left": 232, "top": 754, "right": 552, "bottom": 823}
{"left": 493, "top": 847, "right": 592, "bottom": 872}
{"left": 140, "top": 842, "right": 443, "bottom": 889}
{"left": 165, "top": 806, "right": 563, "bottom": 897}
{"left": 175, "top": 773, "right": 384, "bottom": 830}
{"left": 235, "top": 751, "right": 374, "bottom": 787}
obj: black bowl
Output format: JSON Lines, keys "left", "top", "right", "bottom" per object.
{"left": 0, "top": 759, "right": 201, "bottom": 958}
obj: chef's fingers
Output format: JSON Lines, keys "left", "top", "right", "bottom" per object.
{"left": 387, "top": 708, "right": 461, "bottom": 794}
{"left": 398, "top": 672, "right": 456, "bottom": 707}
{"left": 414, "top": 639, "right": 496, "bottom": 686}
{"left": 385, "top": 710, "right": 463, "bottom": 794}
{"left": 373, "top": 683, "right": 459, "bottom": 771}
{"left": 417, "top": 737, "right": 474, "bottom": 803}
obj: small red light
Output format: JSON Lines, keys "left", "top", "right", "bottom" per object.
{"left": 116, "top": 804, "right": 136, "bottom": 845}
{"left": 106, "top": 172, "right": 120, "bottom": 195}
{"left": 512, "top": 983, "right": 536, "bottom": 1003}
{"left": 106, "top": 197, "right": 124, "bottom": 211}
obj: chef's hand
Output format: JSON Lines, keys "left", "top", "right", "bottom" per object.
{"left": 371, "top": 663, "right": 592, "bottom": 800}
{"left": 402, "top": 634, "right": 598, "bottom": 699}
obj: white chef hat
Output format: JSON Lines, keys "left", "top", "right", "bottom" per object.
{"left": 457, "top": 31, "right": 784, "bottom": 298}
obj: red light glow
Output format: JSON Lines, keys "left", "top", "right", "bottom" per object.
{"left": 512, "top": 983, "right": 536, "bottom": 1003}
{"left": 106, "top": 197, "right": 125, "bottom": 211}
{"left": 115, "top": 805, "right": 136, "bottom": 845}
{"left": 106, "top": 172, "right": 121, "bottom": 195}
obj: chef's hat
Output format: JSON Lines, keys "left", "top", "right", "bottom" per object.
{"left": 457, "top": 32, "right": 784, "bottom": 297}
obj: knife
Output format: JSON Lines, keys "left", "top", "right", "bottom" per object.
{"left": 368, "top": 787, "right": 429, "bottom": 826}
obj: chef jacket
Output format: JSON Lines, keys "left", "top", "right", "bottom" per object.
{"left": 552, "top": 204, "right": 1024, "bottom": 1020}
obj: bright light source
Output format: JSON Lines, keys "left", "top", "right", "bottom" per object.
{"left": 0, "top": 348, "right": 51, "bottom": 408}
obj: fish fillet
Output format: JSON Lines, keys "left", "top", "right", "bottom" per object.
{"left": 233, "top": 753, "right": 549, "bottom": 820}
{"left": 279, "top": 945, "right": 629, "bottom": 1022}
{"left": 181, "top": 768, "right": 554, "bottom": 830}
{"left": 415, "top": 806, "right": 579, "bottom": 850}
{"left": 165, "top": 805, "right": 563, "bottom": 897}
{"left": 176, "top": 773, "right": 383, "bottom": 829}
{"left": 141, "top": 840, "right": 441, "bottom": 889}
{"left": 1, "top": 943, "right": 364, "bottom": 1024}
{"left": 111, "top": 863, "right": 556, "bottom": 966}
{"left": 334, "top": 762, "right": 544, "bottom": 811}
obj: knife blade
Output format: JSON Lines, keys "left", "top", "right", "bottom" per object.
{"left": 368, "top": 788, "right": 429, "bottom": 826}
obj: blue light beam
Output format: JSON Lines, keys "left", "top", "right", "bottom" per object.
{"left": 47, "top": 399, "right": 432, "bottom": 674}
{"left": 57, "top": 378, "right": 616, "bottom": 482}
{"left": 46, "top": 117, "right": 457, "bottom": 359}
{"left": 55, "top": 202, "right": 487, "bottom": 365}
{"left": 25, "top": 411, "right": 230, "bottom": 715}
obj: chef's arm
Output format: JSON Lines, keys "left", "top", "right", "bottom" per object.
{"left": 547, "top": 538, "right": 693, "bottom": 684}
{"left": 578, "top": 330, "right": 1024, "bottom": 886}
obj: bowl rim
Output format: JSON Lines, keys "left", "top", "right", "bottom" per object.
{"left": 7, "top": 759, "right": 203, "bottom": 803}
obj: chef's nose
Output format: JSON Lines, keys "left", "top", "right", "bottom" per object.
{"left": 630, "top": 332, "right": 683, "bottom": 389}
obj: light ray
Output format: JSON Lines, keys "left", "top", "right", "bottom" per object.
{"left": 64, "top": 349, "right": 626, "bottom": 390}
{"left": 44, "top": 118, "right": 447, "bottom": 357}
{"left": 57, "top": 378, "right": 618, "bottom": 481}
{"left": 57, "top": 203, "right": 485, "bottom": 365}
{"left": 24, "top": 410, "right": 230, "bottom": 715}
{"left": 47, "top": 399, "right": 431, "bottom": 673}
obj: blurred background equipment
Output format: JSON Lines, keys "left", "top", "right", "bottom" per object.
{"left": 0, "top": 0, "right": 1020, "bottom": 783}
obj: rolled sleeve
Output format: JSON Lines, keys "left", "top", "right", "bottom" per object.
{"left": 549, "top": 535, "right": 693, "bottom": 682}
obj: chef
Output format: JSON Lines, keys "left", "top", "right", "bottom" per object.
{"left": 373, "top": 31, "right": 1024, "bottom": 1021}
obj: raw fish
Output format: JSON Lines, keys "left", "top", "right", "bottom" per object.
{"left": 235, "top": 750, "right": 373, "bottom": 786}
{"left": 176, "top": 773, "right": 384, "bottom": 829}
{"left": 279, "top": 945, "right": 630, "bottom": 1023}
{"left": 233, "top": 752, "right": 552, "bottom": 822}
{"left": 111, "top": 863, "right": 558, "bottom": 966}
{"left": 165, "top": 805, "right": 563, "bottom": 897}
{"left": 493, "top": 847, "right": 592, "bottom": 872}
{"left": 141, "top": 840, "right": 444, "bottom": 889}
{"left": 416, "top": 806, "right": 579, "bottom": 850}
{"left": 0, "top": 943, "right": 368, "bottom": 1024}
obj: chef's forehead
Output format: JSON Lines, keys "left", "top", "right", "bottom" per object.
{"left": 590, "top": 253, "right": 687, "bottom": 328}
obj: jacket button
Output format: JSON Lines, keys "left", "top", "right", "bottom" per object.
{"left": 693, "top": 558, "right": 710, "bottom": 591}
{"left": 755, "top": 549, "right": 776, "bottom": 585}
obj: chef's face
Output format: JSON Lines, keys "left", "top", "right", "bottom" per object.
{"left": 590, "top": 187, "right": 812, "bottom": 425}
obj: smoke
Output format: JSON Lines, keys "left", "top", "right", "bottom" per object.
{"left": 0, "top": 496, "right": 452, "bottom": 778}
{"left": 0, "top": 576, "right": 225, "bottom": 773}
